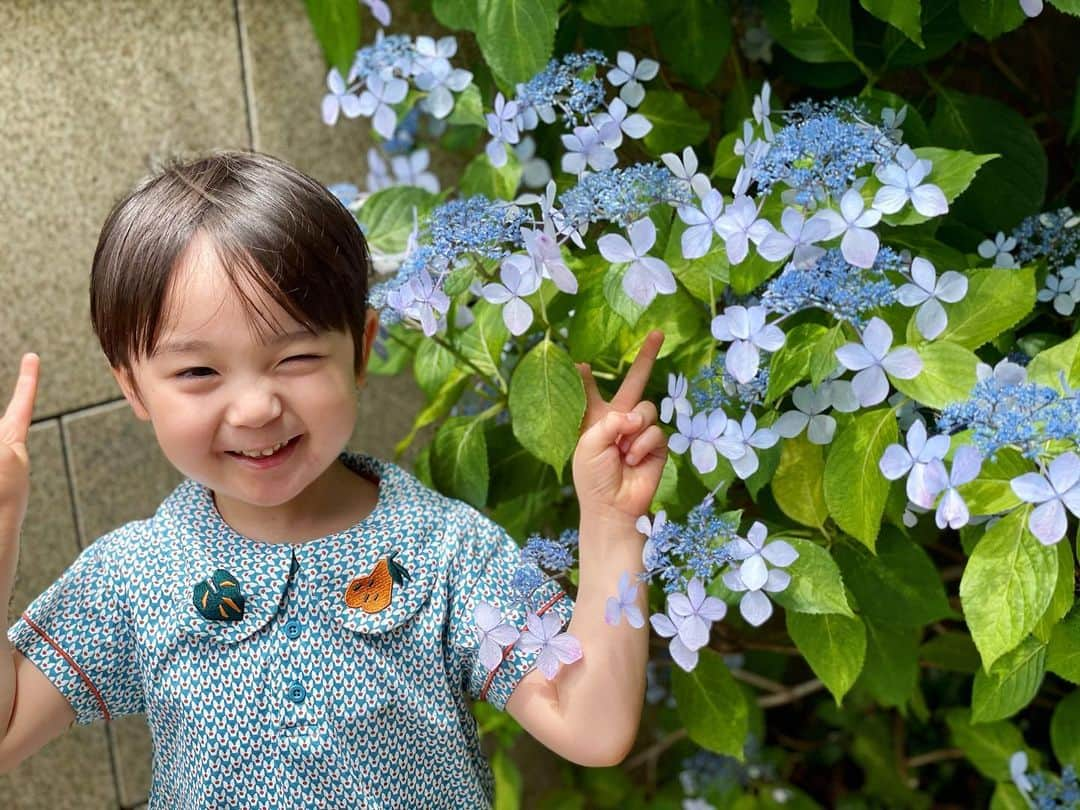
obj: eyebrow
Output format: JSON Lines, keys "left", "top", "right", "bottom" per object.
{"left": 152, "top": 329, "right": 318, "bottom": 358}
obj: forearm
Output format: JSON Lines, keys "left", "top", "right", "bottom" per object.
{"left": 556, "top": 510, "right": 648, "bottom": 760}
{"left": 0, "top": 530, "right": 18, "bottom": 741}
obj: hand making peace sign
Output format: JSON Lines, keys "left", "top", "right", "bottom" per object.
{"left": 0, "top": 353, "right": 40, "bottom": 538}
{"left": 572, "top": 330, "right": 667, "bottom": 522}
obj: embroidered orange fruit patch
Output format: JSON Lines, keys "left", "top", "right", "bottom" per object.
{"left": 345, "top": 553, "right": 412, "bottom": 613}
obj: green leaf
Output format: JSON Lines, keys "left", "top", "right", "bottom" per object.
{"left": 791, "top": 0, "right": 819, "bottom": 26}
{"left": 823, "top": 408, "right": 898, "bottom": 551}
{"left": 578, "top": 0, "right": 653, "bottom": 25}
{"left": 931, "top": 90, "right": 1048, "bottom": 232}
{"left": 395, "top": 370, "right": 469, "bottom": 457}
{"left": 1034, "top": 539, "right": 1075, "bottom": 642}
{"left": 456, "top": 300, "right": 510, "bottom": 385}
{"left": 568, "top": 258, "right": 625, "bottom": 359}
{"left": 1050, "top": 0, "right": 1080, "bottom": 15}
{"left": 771, "top": 538, "right": 854, "bottom": 616}
{"left": 761, "top": 0, "right": 856, "bottom": 63}
{"left": 476, "top": 0, "right": 558, "bottom": 89}
{"left": 873, "top": 147, "right": 998, "bottom": 227}
{"left": 447, "top": 83, "right": 485, "bottom": 127}
{"left": 971, "top": 636, "right": 1047, "bottom": 723}
{"left": 460, "top": 149, "right": 522, "bottom": 199}
{"left": 957, "top": 0, "right": 1025, "bottom": 39}
{"left": 433, "top": 0, "right": 478, "bottom": 30}
{"left": 928, "top": 268, "right": 1037, "bottom": 351}
{"left": 991, "top": 784, "right": 1031, "bottom": 810}
{"left": 764, "top": 323, "right": 828, "bottom": 406}
{"left": 663, "top": 219, "right": 730, "bottom": 304}
{"left": 809, "top": 323, "right": 846, "bottom": 385}
{"left": 771, "top": 435, "right": 829, "bottom": 530}
{"left": 945, "top": 707, "right": 1027, "bottom": 781}
{"left": 956, "top": 446, "right": 1030, "bottom": 517}
{"left": 491, "top": 747, "right": 522, "bottom": 810}
{"left": 654, "top": 0, "right": 732, "bottom": 87}
{"left": 920, "top": 632, "right": 980, "bottom": 673}
{"left": 671, "top": 648, "right": 749, "bottom": 760}
{"left": 1048, "top": 606, "right": 1080, "bottom": 684}
{"left": 366, "top": 322, "right": 421, "bottom": 376}
{"left": 431, "top": 415, "right": 490, "bottom": 508}
{"left": 357, "top": 186, "right": 437, "bottom": 254}
{"left": 960, "top": 507, "right": 1057, "bottom": 672}
{"left": 856, "top": 617, "right": 921, "bottom": 707}
{"left": 304, "top": 0, "right": 360, "bottom": 76}
{"left": 860, "top": 0, "right": 923, "bottom": 46}
{"left": 508, "top": 338, "right": 585, "bottom": 478}
{"left": 833, "top": 529, "right": 955, "bottom": 627}
{"left": 890, "top": 340, "right": 977, "bottom": 409}
{"left": 638, "top": 91, "right": 711, "bottom": 156}
{"left": 1051, "top": 689, "right": 1080, "bottom": 768}
{"left": 787, "top": 611, "right": 867, "bottom": 704}
{"left": 414, "top": 338, "right": 457, "bottom": 399}
{"left": 1027, "top": 330, "right": 1080, "bottom": 390}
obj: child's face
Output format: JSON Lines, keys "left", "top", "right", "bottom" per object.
{"left": 110, "top": 234, "right": 379, "bottom": 516}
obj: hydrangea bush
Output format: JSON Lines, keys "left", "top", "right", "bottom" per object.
{"left": 307, "top": 0, "right": 1080, "bottom": 806}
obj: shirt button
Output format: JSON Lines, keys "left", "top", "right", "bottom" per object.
{"left": 284, "top": 619, "right": 302, "bottom": 640}
{"left": 287, "top": 682, "right": 307, "bottom": 704}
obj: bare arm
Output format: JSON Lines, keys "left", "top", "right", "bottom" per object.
{"left": 0, "top": 354, "right": 77, "bottom": 771}
{"left": 505, "top": 510, "right": 648, "bottom": 766}
{"left": 506, "top": 331, "right": 666, "bottom": 766}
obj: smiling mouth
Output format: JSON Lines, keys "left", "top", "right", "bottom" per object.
{"left": 226, "top": 434, "right": 303, "bottom": 458}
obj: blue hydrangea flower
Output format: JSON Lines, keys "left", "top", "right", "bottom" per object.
{"left": 597, "top": 218, "right": 676, "bottom": 306}
{"left": 607, "top": 50, "right": 659, "bottom": 107}
{"left": 473, "top": 602, "right": 520, "bottom": 671}
{"left": 772, "top": 379, "right": 859, "bottom": 445}
{"left": 977, "top": 231, "right": 1018, "bottom": 268}
{"left": 879, "top": 420, "right": 952, "bottom": 509}
{"left": 517, "top": 612, "right": 582, "bottom": 679}
{"left": 816, "top": 188, "right": 882, "bottom": 268}
{"left": 560, "top": 125, "right": 617, "bottom": 176}
{"left": 661, "top": 373, "right": 692, "bottom": 424}
{"left": 604, "top": 571, "right": 645, "bottom": 628}
{"left": 872, "top": 145, "right": 948, "bottom": 218}
{"left": 896, "top": 258, "right": 968, "bottom": 340}
{"left": 356, "top": 73, "right": 409, "bottom": 139}
{"left": 922, "top": 445, "right": 983, "bottom": 530}
{"left": 835, "top": 317, "right": 922, "bottom": 407}
{"left": 485, "top": 92, "right": 520, "bottom": 167}
{"left": 559, "top": 163, "right": 692, "bottom": 229}
{"left": 715, "top": 411, "right": 779, "bottom": 479}
{"left": 1010, "top": 452, "right": 1080, "bottom": 545}
{"left": 757, "top": 207, "right": 831, "bottom": 268}
{"left": 322, "top": 68, "right": 363, "bottom": 125}
{"left": 710, "top": 305, "right": 786, "bottom": 384}
{"left": 649, "top": 578, "right": 727, "bottom": 671}
{"left": 669, "top": 409, "right": 728, "bottom": 474}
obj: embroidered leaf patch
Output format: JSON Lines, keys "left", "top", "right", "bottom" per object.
{"left": 345, "top": 552, "right": 412, "bottom": 613}
{"left": 193, "top": 568, "right": 246, "bottom": 621}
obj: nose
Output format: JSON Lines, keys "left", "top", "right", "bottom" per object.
{"left": 224, "top": 380, "right": 283, "bottom": 429}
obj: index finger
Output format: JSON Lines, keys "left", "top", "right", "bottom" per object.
{"left": 1, "top": 353, "right": 40, "bottom": 444}
{"left": 610, "top": 330, "right": 664, "bottom": 412}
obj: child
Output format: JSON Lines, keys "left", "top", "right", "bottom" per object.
{"left": 0, "top": 151, "right": 668, "bottom": 808}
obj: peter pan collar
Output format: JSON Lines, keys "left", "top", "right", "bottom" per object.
{"left": 165, "top": 451, "right": 447, "bottom": 643}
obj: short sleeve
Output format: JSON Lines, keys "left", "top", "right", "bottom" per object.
{"left": 6, "top": 530, "right": 144, "bottom": 725}
{"left": 446, "top": 506, "right": 575, "bottom": 711}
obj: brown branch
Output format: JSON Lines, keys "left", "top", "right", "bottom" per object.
{"left": 907, "top": 748, "right": 965, "bottom": 769}
{"left": 758, "top": 678, "right": 825, "bottom": 709}
{"left": 625, "top": 728, "right": 688, "bottom": 769}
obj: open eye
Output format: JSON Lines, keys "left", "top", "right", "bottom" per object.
{"left": 176, "top": 367, "right": 215, "bottom": 379}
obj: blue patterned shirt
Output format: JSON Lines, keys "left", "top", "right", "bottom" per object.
{"left": 7, "top": 452, "right": 573, "bottom": 809}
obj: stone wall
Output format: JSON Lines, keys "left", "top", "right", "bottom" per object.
{"left": 0, "top": 1, "right": 430, "bottom": 805}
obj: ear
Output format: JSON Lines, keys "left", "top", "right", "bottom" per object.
{"left": 110, "top": 366, "right": 151, "bottom": 422}
{"left": 354, "top": 308, "right": 381, "bottom": 389}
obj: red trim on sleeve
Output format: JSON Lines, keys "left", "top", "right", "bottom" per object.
{"left": 21, "top": 614, "right": 111, "bottom": 722}
{"left": 479, "top": 591, "right": 567, "bottom": 703}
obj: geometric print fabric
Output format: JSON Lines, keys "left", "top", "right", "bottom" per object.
{"left": 7, "top": 452, "right": 574, "bottom": 809}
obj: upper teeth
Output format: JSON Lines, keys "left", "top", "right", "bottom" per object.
{"left": 237, "top": 440, "right": 289, "bottom": 458}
